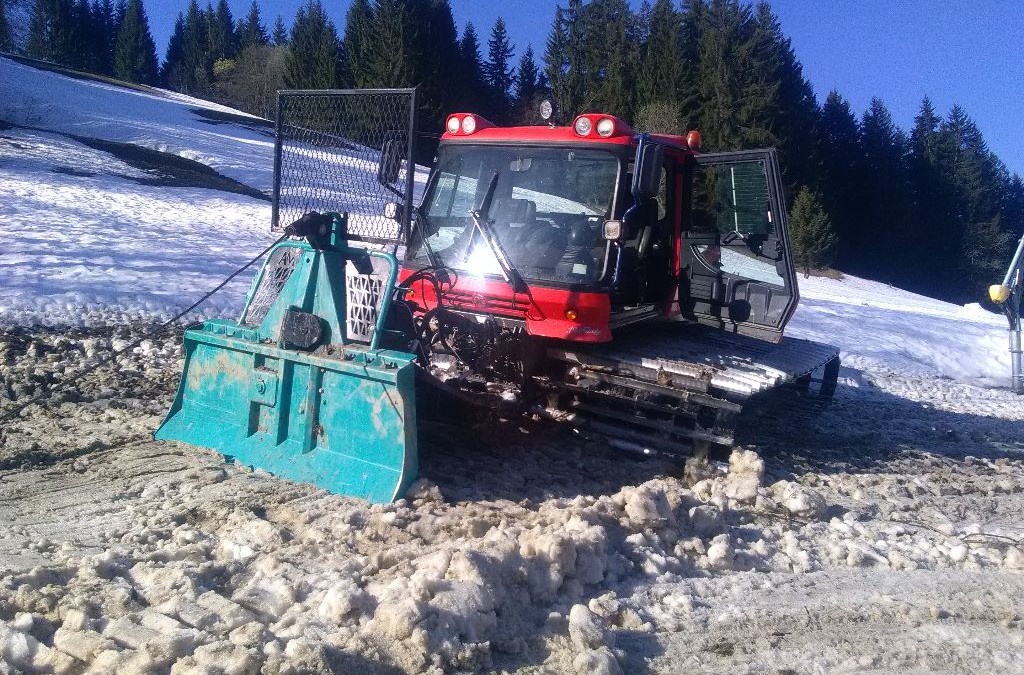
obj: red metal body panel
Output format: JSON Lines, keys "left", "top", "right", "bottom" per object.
{"left": 398, "top": 268, "right": 613, "bottom": 343}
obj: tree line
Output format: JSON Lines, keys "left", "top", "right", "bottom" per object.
{"left": 3, "top": 0, "right": 1021, "bottom": 303}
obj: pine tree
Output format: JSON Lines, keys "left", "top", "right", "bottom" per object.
{"left": 512, "top": 44, "right": 542, "bottom": 120}
{"left": 789, "top": 187, "right": 837, "bottom": 277}
{"left": 161, "top": 13, "right": 185, "bottom": 86}
{"left": 0, "top": 0, "right": 12, "bottom": 52}
{"left": 180, "top": 0, "right": 210, "bottom": 94}
{"left": 455, "top": 21, "right": 486, "bottom": 111}
{"left": 272, "top": 14, "right": 287, "bottom": 46}
{"left": 207, "top": 0, "right": 233, "bottom": 61}
{"left": 92, "top": 0, "right": 117, "bottom": 73}
{"left": 750, "top": 1, "right": 819, "bottom": 191}
{"left": 417, "top": 0, "right": 461, "bottom": 126}
{"left": 339, "top": 0, "right": 371, "bottom": 86}
{"left": 581, "top": 0, "right": 638, "bottom": 119}
{"left": 817, "top": 91, "right": 862, "bottom": 271}
{"left": 941, "top": 105, "right": 1013, "bottom": 299}
{"left": 27, "top": 0, "right": 78, "bottom": 64}
{"left": 544, "top": 0, "right": 586, "bottom": 120}
{"left": 695, "top": 0, "right": 760, "bottom": 150}
{"left": 635, "top": 0, "right": 683, "bottom": 132}
{"left": 1005, "top": 174, "right": 1024, "bottom": 239}
{"left": 905, "top": 95, "right": 957, "bottom": 292}
{"left": 70, "top": 0, "right": 93, "bottom": 69}
{"left": 860, "top": 97, "right": 911, "bottom": 282}
{"left": 236, "top": 0, "right": 267, "bottom": 51}
{"left": 112, "top": 0, "right": 157, "bottom": 84}
{"left": 483, "top": 16, "right": 514, "bottom": 116}
{"left": 285, "top": 0, "right": 339, "bottom": 89}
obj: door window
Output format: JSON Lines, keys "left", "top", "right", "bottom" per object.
{"left": 690, "top": 159, "right": 783, "bottom": 285}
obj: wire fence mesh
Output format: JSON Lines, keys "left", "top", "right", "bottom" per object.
{"left": 271, "top": 89, "right": 417, "bottom": 244}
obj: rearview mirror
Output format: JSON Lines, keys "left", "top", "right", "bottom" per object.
{"left": 376, "top": 134, "right": 405, "bottom": 185}
{"left": 632, "top": 140, "right": 663, "bottom": 200}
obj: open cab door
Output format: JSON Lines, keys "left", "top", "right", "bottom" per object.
{"left": 679, "top": 149, "right": 798, "bottom": 343}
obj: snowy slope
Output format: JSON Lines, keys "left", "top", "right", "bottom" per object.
{"left": 791, "top": 273, "right": 1009, "bottom": 387}
{"left": 0, "top": 57, "right": 275, "bottom": 191}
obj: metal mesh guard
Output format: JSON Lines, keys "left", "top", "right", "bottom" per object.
{"left": 272, "top": 89, "right": 416, "bottom": 245}
{"left": 243, "top": 247, "right": 302, "bottom": 327}
{"left": 345, "top": 260, "right": 386, "bottom": 342}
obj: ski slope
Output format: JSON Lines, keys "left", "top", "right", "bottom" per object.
{"left": 1, "top": 56, "right": 1022, "bottom": 675}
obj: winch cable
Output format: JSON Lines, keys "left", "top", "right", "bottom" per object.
{"left": 0, "top": 233, "right": 289, "bottom": 424}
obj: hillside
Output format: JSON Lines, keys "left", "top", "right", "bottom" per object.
{"left": 1, "top": 57, "right": 1022, "bottom": 675}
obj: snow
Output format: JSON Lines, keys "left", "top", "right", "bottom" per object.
{"left": 791, "top": 271, "right": 1011, "bottom": 387}
{"left": 1, "top": 57, "right": 1023, "bottom": 675}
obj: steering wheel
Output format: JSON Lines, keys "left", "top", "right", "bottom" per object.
{"left": 721, "top": 230, "right": 747, "bottom": 245}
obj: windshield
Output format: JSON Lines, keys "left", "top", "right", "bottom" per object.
{"left": 408, "top": 145, "right": 621, "bottom": 285}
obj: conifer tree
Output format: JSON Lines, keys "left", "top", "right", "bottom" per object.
{"left": 161, "top": 12, "right": 185, "bottom": 86}
{"left": 789, "top": 187, "right": 837, "bottom": 277}
{"left": 512, "top": 44, "right": 542, "bottom": 120}
{"left": 453, "top": 21, "right": 486, "bottom": 112}
{"left": 207, "top": 0, "right": 233, "bottom": 61}
{"left": 70, "top": 0, "right": 93, "bottom": 69}
{"left": 93, "top": 0, "right": 117, "bottom": 73}
{"left": 180, "top": 0, "right": 210, "bottom": 93}
{"left": 1005, "top": 174, "right": 1024, "bottom": 239}
{"left": 285, "top": 0, "right": 340, "bottom": 89}
{"left": 750, "top": 2, "right": 818, "bottom": 190}
{"left": 0, "top": 0, "right": 12, "bottom": 52}
{"left": 544, "top": 0, "right": 586, "bottom": 120}
{"left": 582, "top": 0, "right": 638, "bottom": 119}
{"left": 941, "top": 105, "right": 1013, "bottom": 298}
{"left": 272, "top": 14, "right": 287, "bottom": 46}
{"left": 636, "top": 0, "right": 683, "bottom": 130}
{"left": 417, "top": 0, "right": 461, "bottom": 125}
{"left": 27, "top": 0, "right": 78, "bottom": 64}
{"left": 236, "top": 1, "right": 267, "bottom": 51}
{"left": 859, "top": 97, "right": 911, "bottom": 281}
{"left": 112, "top": 0, "right": 157, "bottom": 84}
{"left": 818, "top": 91, "right": 862, "bottom": 270}
{"left": 339, "top": 0, "right": 371, "bottom": 86}
{"left": 694, "top": 0, "right": 757, "bottom": 150}
{"left": 483, "top": 17, "right": 514, "bottom": 115}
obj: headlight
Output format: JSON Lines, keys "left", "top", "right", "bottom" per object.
{"left": 573, "top": 116, "right": 592, "bottom": 136}
{"left": 462, "top": 116, "right": 477, "bottom": 134}
{"left": 596, "top": 118, "right": 615, "bottom": 137}
{"left": 446, "top": 116, "right": 460, "bottom": 134}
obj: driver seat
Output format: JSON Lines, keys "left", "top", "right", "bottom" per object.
{"left": 493, "top": 198, "right": 536, "bottom": 228}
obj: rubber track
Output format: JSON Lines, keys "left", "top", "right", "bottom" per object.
{"left": 543, "top": 322, "right": 840, "bottom": 453}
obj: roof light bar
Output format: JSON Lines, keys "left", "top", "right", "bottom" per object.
{"left": 443, "top": 113, "right": 496, "bottom": 136}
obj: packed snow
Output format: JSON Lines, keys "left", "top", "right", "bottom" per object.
{"left": 1, "top": 57, "right": 1022, "bottom": 675}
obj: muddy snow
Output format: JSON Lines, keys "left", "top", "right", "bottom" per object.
{"left": 1, "top": 328, "right": 1022, "bottom": 674}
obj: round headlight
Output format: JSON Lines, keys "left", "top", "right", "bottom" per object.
{"left": 539, "top": 99, "right": 553, "bottom": 121}
{"left": 596, "top": 118, "right": 615, "bottom": 137}
{"left": 574, "top": 116, "right": 593, "bottom": 136}
{"left": 446, "top": 116, "right": 460, "bottom": 134}
{"left": 462, "top": 115, "right": 477, "bottom": 134}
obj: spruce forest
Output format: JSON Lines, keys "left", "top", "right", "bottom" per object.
{"left": 4, "top": 0, "right": 1022, "bottom": 304}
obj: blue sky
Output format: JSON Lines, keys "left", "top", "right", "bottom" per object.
{"left": 146, "top": 0, "right": 1024, "bottom": 175}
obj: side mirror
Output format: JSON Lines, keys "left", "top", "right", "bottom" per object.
{"left": 376, "top": 134, "right": 405, "bottom": 186}
{"left": 632, "top": 140, "right": 663, "bottom": 200}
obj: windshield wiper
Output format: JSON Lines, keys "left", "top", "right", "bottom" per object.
{"left": 469, "top": 172, "right": 529, "bottom": 294}
{"left": 412, "top": 207, "right": 443, "bottom": 271}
